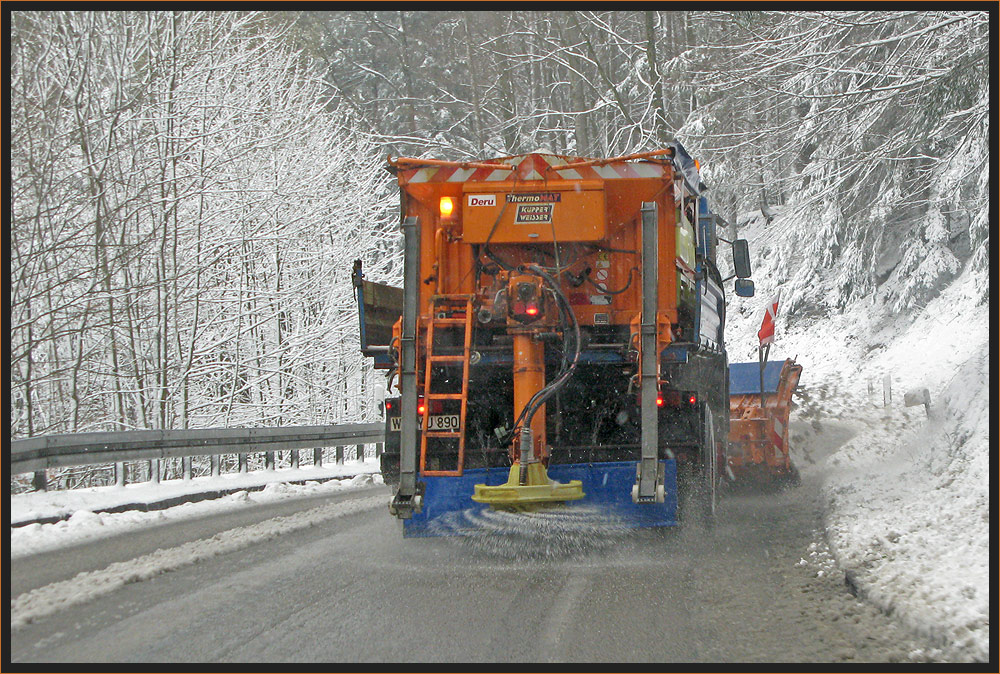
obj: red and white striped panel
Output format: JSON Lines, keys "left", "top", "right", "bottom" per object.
{"left": 405, "top": 165, "right": 507, "bottom": 184}
{"left": 402, "top": 153, "right": 668, "bottom": 184}
{"left": 770, "top": 417, "right": 785, "bottom": 453}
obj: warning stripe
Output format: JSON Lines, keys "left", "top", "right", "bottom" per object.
{"left": 411, "top": 167, "right": 441, "bottom": 183}
{"left": 403, "top": 153, "right": 668, "bottom": 184}
{"left": 593, "top": 165, "right": 622, "bottom": 180}
{"left": 448, "top": 168, "right": 476, "bottom": 182}
{"left": 770, "top": 417, "right": 785, "bottom": 451}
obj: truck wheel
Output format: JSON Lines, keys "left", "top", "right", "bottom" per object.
{"left": 776, "top": 463, "right": 801, "bottom": 489}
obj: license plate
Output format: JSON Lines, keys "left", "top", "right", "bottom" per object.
{"left": 389, "top": 414, "right": 460, "bottom": 432}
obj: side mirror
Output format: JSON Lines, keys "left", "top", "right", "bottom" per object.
{"left": 732, "top": 239, "right": 752, "bottom": 279}
{"left": 734, "top": 279, "right": 755, "bottom": 297}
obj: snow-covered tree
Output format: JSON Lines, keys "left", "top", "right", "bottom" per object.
{"left": 681, "top": 10, "right": 989, "bottom": 313}
{"left": 10, "top": 11, "right": 399, "bottom": 450}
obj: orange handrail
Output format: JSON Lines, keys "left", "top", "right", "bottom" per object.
{"left": 388, "top": 155, "right": 515, "bottom": 171}
{"left": 550, "top": 148, "right": 676, "bottom": 172}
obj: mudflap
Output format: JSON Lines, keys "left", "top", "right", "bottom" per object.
{"left": 402, "top": 460, "right": 677, "bottom": 537}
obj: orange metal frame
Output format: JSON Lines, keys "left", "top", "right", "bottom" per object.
{"left": 391, "top": 151, "right": 697, "bottom": 476}
{"left": 419, "top": 296, "right": 474, "bottom": 476}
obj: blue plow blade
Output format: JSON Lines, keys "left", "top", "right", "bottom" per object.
{"left": 402, "top": 460, "right": 677, "bottom": 537}
{"left": 729, "top": 360, "right": 784, "bottom": 395}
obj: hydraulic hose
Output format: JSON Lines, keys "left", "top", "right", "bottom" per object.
{"left": 511, "top": 264, "right": 581, "bottom": 436}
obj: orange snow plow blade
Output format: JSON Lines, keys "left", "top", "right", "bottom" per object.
{"left": 728, "top": 358, "right": 803, "bottom": 483}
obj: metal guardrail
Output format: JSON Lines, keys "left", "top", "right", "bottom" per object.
{"left": 10, "top": 423, "right": 386, "bottom": 481}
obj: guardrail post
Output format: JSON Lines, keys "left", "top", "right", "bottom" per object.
{"left": 183, "top": 457, "right": 192, "bottom": 481}
{"left": 32, "top": 470, "right": 47, "bottom": 492}
{"left": 238, "top": 453, "right": 247, "bottom": 473}
{"left": 336, "top": 446, "right": 344, "bottom": 464}
{"left": 265, "top": 451, "right": 275, "bottom": 471}
{"left": 376, "top": 442, "right": 383, "bottom": 458}
{"left": 115, "top": 462, "right": 126, "bottom": 487}
{"left": 290, "top": 449, "right": 299, "bottom": 469}
{"left": 149, "top": 459, "right": 160, "bottom": 484}
{"left": 211, "top": 455, "right": 220, "bottom": 477}
{"left": 313, "top": 447, "right": 323, "bottom": 467}
{"left": 356, "top": 444, "right": 364, "bottom": 461}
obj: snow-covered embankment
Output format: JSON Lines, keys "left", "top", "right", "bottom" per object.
{"left": 728, "top": 210, "right": 989, "bottom": 662}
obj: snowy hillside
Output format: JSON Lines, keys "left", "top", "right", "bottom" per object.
{"left": 725, "top": 209, "right": 990, "bottom": 662}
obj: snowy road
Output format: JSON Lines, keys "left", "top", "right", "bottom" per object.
{"left": 10, "top": 459, "right": 936, "bottom": 664}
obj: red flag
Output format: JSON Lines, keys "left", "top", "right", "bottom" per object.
{"left": 758, "top": 291, "right": 781, "bottom": 346}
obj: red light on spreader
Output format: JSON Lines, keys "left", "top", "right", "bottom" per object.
{"left": 525, "top": 303, "right": 539, "bottom": 316}
{"left": 688, "top": 395, "right": 697, "bottom": 405}
{"left": 656, "top": 393, "right": 664, "bottom": 407}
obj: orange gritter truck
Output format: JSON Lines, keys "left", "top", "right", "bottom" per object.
{"left": 354, "top": 145, "right": 758, "bottom": 535}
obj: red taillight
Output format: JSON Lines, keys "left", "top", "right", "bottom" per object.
{"left": 688, "top": 395, "right": 697, "bottom": 406}
{"left": 510, "top": 300, "right": 543, "bottom": 323}
{"left": 509, "top": 278, "right": 544, "bottom": 323}
{"left": 385, "top": 401, "right": 393, "bottom": 410}
{"left": 656, "top": 393, "right": 664, "bottom": 407}
{"left": 417, "top": 398, "right": 426, "bottom": 416}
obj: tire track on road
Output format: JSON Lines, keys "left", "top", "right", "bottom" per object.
{"left": 539, "top": 572, "right": 589, "bottom": 662}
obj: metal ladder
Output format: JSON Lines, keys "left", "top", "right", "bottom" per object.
{"left": 419, "top": 295, "right": 473, "bottom": 476}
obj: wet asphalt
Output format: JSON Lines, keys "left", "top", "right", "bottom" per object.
{"left": 10, "top": 438, "right": 936, "bottom": 663}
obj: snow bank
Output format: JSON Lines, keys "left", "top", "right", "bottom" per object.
{"left": 10, "top": 493, "right": 386, "bottom": 629}
{"left": 11, "top": 460, "right": 378, "bottom": 524}
{"left": 824, "top": 343, "right": 989, "bottom": 662}
{"left": 726, "top": 211, "right": 989, "bottom": 662}
{"left": 10, "top": 464, "right": 382, "bottom": 559}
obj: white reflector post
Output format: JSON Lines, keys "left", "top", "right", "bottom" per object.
{"left": 904, "top": 387, "right": 931, "bottom": 416}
